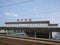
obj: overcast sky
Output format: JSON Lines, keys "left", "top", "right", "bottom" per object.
{"left": 0, "top": 0, "right": 60, "bottom": 26}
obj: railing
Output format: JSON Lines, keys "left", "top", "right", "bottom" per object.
{"left": 0, "top": 35, "right": 60, "bottom": 45}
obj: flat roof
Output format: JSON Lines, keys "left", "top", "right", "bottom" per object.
{"left": 5, "top": 21, "right": 50, "bottom": 24}
{"left": 5, "top": 21, "right": 58, "bottom": 26}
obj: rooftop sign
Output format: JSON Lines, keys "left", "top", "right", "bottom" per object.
{"left": 17, "top": 18, "right": 32, "bottom": 22}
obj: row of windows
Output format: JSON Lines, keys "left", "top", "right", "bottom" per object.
{"left": 6, "top": 24, "right": 48, "bottom": 27}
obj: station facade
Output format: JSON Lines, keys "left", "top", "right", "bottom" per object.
{"left": 0, "top": 20, "right": 60, "bottom": 39}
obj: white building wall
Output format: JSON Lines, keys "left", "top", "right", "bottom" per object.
{"left": 5, "top": 23, "right": 48, "bottom": 27}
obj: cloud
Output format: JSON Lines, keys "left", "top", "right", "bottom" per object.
{"left": 4, "top": 12, "right": 18, "bottom": 17}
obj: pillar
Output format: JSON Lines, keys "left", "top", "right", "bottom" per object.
{"left": 34, "top": 31, "right": 36, "bottom": 38}
{"left": 49, "top": 32, "right": 50, "bottom": 39}
{"left": 7, "top": 30, "right": 9, "bottom": 35}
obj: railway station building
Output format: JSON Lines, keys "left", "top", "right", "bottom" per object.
{"left": 0, "top": 19, "right": 60, "bottom": 39}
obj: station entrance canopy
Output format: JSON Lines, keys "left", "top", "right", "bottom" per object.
{"left": 0, "top": 26, "right": 60, "bottom": 33}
